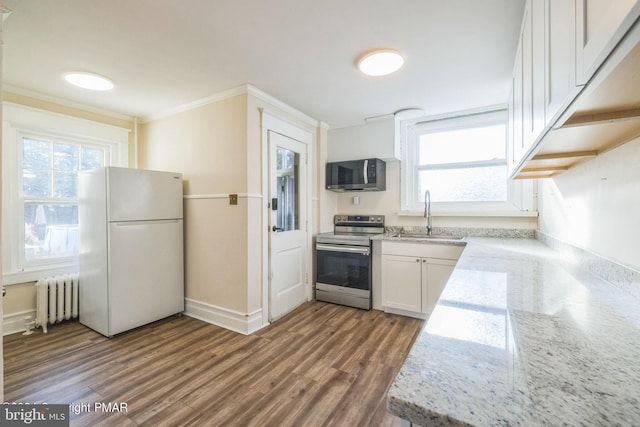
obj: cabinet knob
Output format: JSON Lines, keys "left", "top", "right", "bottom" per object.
{"left": 416, "top": 259, "right": 420, "bottom": 262}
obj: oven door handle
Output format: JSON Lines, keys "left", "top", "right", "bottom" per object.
{"left": 316, "top": 244, "right": 370, "bottom": 256}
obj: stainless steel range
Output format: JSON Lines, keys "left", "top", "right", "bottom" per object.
{"left": 315, "top": 215, "right": 385, "bottom": 309}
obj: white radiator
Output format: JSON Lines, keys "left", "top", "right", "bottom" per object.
{"left": 35, "top": 273, "right": 79, "bottom": 333}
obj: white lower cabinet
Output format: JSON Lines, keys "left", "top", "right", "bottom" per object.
{"left": 382, "top": 254, "right": 423, "bottom": 313}
{"left": 381, "top": 241, "right": 464, "bottom": 318}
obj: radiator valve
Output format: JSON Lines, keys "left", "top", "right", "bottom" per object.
{"left": 23, "top": 316, "right": 36, "bottom": 336}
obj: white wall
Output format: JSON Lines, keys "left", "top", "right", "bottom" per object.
{"left": 142, "top": 94, "right": 251, "bottom": 315}
{"left": 316, "top": 123, "right": 336, "bottom": 233}
{"left": 539, "top": 136, "right": 640, "bottom": 271}
{"left": 327, "top": 117, "right": 396, "bottom": 162}
{"left": 142, "top": 87, "right": 321, "bottom": 332}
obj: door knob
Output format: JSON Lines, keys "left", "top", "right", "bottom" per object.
{"left": 272, "top": 226, "right": 283, "bottom": 232}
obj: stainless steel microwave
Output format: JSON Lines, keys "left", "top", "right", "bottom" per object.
{"left": 325, "top": 158, "right": 386, "bottom": 192}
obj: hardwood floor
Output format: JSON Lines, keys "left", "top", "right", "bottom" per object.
{"left": 4, "top": 301, "right": 423, "bottom": 426}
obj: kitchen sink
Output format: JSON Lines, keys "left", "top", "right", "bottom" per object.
{"left": 393, "top": 233, "right": 464, "bottom": 241}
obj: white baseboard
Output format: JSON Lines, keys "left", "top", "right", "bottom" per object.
{"left": 3, "top": 310, "right": 37, "bottom": 336}
{"left": 383, "top": 306, "right": 428, "bottom": 320}
{"left": 184, "top": 298, "right": 266, "bottom": 335}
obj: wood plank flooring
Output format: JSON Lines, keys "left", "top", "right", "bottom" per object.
{"left": 4, "top": 301, "right": 423, "bottom": 426}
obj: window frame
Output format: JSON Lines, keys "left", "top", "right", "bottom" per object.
{"left": 399, "top": 107, "right": 535, "bottom": 215}
{"left": 3, "top": 103, "right": 129, "bottom": 285}
{"left": 20, "top": 130, "right": 110, "bottom": 267}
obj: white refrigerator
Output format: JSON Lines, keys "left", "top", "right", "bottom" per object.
{"left": 78, "top": 167, "right": 184, "bottom": 337}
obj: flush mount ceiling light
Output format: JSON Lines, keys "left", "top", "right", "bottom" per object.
{"left": 64, "top": 72, "right": 114, "bottom": 91}
{"left": 357, "top": 49, "right": 404, "bottom": 76}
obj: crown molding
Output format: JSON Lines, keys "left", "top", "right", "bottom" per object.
{"left": 245, "top": 84, "right": 318, "bottom": 127}
{"left": 2, "top": 84, "right": 135, "bottom": 122}
{"left": 142, "top": 85, "right": 249, "bottom": 122}
{"left": 4, "top": 83, "right": 321, "bottom": 129}
{"left": 143, "top": 84, "right": 319, "bottom": 128}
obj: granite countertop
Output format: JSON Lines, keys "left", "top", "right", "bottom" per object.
{"left": 387, "top": 237, "right": 640, "bottom": 426}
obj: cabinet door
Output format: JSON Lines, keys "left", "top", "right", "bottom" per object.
{"left": 576, "top": 0, "right": 640, "bottom": 85}
{"left": 522, "top": 0, "right": 546, "bottom": 146}
{"left": 422, "top": 259, "right": 457, "bottom": 314}
{"left": 545, "top": 0, "right": 577, "bottom": 124}
{"left": 509, "top": 41, "right": 525, "bottom": 176}
{"left": 381, "top": 255, "right": 422, "bottom": 313}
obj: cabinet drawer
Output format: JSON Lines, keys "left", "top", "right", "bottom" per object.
{"left": 381, "top": 241, "right": 465, "bottom": 260}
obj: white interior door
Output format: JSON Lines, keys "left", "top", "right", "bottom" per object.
{"left": 268, "top": 131, "right": 308, "bottom": 321}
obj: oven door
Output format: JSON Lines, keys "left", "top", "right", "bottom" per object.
{"left": 315, "top": 243, "right": 372, "bottom": 309}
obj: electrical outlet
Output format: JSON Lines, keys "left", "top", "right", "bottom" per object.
{"left": 229, "top": 194, "right": 238, "bottom": 205}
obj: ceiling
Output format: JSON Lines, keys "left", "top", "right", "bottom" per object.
{"left": 2, "top": 0, "right": 525, "bottom": 128}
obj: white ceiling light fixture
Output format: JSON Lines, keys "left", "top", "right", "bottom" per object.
{"left": 357, "top": 49, "right": 404, "bottom": 77}
{"left": 64, "top": 72, "right": 115, "bottom": 91}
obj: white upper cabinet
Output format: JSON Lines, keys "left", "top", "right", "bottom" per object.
{"left": 508, "top": 0, "right": 640, "bottom": 179}
{"left": 508, "top": 0, "right": 550, "bottom": 176}
{"left": 545, "top": 0, "right": 578, "bottom": 125}
{"left": 508, "top": 44, "right": 524, "bottom": 176}
{"left": 522, "top": 0, "right": 547, "bottom": 147}
{"left": 576, "top": 0, "right": 640, "bottom": 85}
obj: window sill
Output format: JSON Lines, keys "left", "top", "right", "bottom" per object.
{"left": 3, "top": 262, "right": 79, "bottom": 285}
{"left": 398, "top": 210, "right": 539, "bottom": 218}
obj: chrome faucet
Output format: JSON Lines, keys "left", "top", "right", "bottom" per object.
{"left": 424, "top": 189, "right": 432, "bottom": 235}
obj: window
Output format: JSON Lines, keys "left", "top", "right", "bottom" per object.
{"left": 22, "top": 135, "right": 105, "bottom": 263}
{"left": 417, "top": 124, "right": 507, "bottom": 202}
{"left": 275, "top": 147, "right": 299, "bottom": 232}
{"left": 3, "top": 103, "right": 129, "bottom": 284}
{"left": 401, "top": 108, "right": 533, "bottom": 214}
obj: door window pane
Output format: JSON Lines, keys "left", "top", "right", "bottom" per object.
{"left": 276, "top": 147, "right": 299, "bottom": 232}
